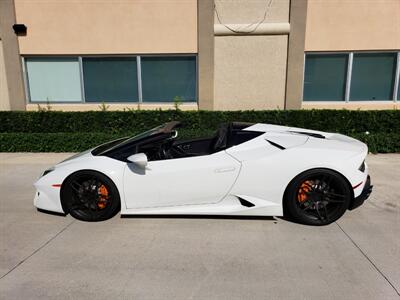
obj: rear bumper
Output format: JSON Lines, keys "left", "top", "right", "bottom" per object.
{"left": 349, "top": 175, "right": 373, "bottom": 210}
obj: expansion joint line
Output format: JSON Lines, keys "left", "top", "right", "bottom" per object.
{"left": 0, "top": 220, "right": 75, "bottom": 280}
{"left": 335, "top": 222, "right": 400, "bottom": 296}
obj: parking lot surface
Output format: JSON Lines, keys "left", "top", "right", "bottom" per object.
{"left": 0, "top": 153, "right": 399, "bottom": 299}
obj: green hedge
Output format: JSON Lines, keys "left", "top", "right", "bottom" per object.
{"left": 0, "top": 110, "right": 399, "bottom": 153}
{"left": 0, "top": 132, "right": 398, "bottom": 153}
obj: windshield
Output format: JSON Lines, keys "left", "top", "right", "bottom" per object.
{"left": 92, "top": 125, "right": 164, "bottom": 156}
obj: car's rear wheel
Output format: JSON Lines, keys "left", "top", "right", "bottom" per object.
{"left": 284, "top": 169, "right": 352, "bottom": 226}
{"left": 61, "top": 170, "right": 120, "bottom": 222}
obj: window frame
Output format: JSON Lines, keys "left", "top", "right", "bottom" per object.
{"left": 23, "top": 56, "right": 83, "bottom": 103}
{"left": 302, "top": 51, "right": 400, "bottom": 103}
{"left": 303, "top": 52, "right": 349, "bottom": 102}
{"left": 140, "top": 55, "right": 198, "bottom": 103}
{"left": 22, "top": 54, "right": 198, "bottom": 104}
{"left": 81, "top": 56, "right": 140, "bottom": 103}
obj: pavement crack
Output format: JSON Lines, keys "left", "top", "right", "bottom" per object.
{"left": 0, "top": 220, "right": 75, "bottom": 280}
{"left": 335, "top": 222, "right": 400, "bottom": 297}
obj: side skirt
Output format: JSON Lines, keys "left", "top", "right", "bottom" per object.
{"left": 121, "top": 195, "right": 283, "bottom": 216}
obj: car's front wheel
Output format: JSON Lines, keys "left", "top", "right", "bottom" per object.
{"left": 61, "top": 170, "right": 120, "bottom": 221}
{"left": 284, "top": 169, "right": 352, "bottom": 226}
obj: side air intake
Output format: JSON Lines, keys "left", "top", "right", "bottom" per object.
{"left": 238, "top": 197, "right": 255, "bottom": 207}
{"left": 290, "top": 131, "right": 325, "bottom": 139}
{"left": 266, "top": 140, "right": 286, "bottom": 150}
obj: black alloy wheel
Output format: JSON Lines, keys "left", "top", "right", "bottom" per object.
{"left": 61, "top": 170, "right": 120, "bottom": 221}
{"left": 284, "top": 169, "right": 352, "bottom": 226}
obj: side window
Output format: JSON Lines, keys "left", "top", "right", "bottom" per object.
{"left": 228, "top": 130, "right": 263, "bottom": 147}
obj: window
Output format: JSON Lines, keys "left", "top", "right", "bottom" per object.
{"left": 83, "top": 57, "right": 138, "bottom": 102}
{"left": 350, "top": 53, "right": 396, "bottom": 101}
{"left": 303, "top": 54, "right": 348, "bottom": 101}
{"left": 141, "top": 56, "right": 196, "bottom": 102}
{"left": 26, "top": 57, "right": 82, "bottom": 102}
{"left": 303, "top": 52, "right": 400, "bottom": 102}
{"left": 24, "top": 55, "right": 197, "bottom": 103}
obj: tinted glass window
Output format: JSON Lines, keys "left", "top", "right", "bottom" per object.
{"left": 83, "top": 57, "right": 138, "bottom": 102}
{"left": 26, "top": 57, "right": 82, "bottom": 102}
{"left": 303, "top": 54, "right": 348, "bottom": 101}
{"left": 350, "top": 53, "right": 396, "bottom": 101}
{"left": 141, "top": 56, "right": 196, "bottom": 102}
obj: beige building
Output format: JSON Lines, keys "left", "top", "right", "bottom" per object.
{"left": 0, "top": 0, "right": 399, "bottom": 111}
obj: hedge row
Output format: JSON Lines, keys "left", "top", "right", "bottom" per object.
{"left": 1, "top": 110, "right": 400, "bottom": 134}
{"left": 0, "top": 132, "right": 398, "bottom": 153}
{"left": 0, "top": 130, "right": 216, "bottom": 152}
{"left": 0, "top": 110, "right": 399, "bottom": 153}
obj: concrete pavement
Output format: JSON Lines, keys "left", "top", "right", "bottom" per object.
{"left": 0, "top": 153, "right": 399, "bottom": 299}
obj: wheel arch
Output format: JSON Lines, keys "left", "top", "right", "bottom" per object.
{"left": 60, "top": 169, "right": 121, "bottom": 214}
{"left": 282, "top": 167, "right": 354, "bottom": 214}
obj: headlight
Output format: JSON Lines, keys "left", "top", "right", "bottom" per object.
{"left": 41, "top": 167, "right": 55, "bottom": 177}
{"left": 359, "top": 161, "right": 365, "bottom": 172}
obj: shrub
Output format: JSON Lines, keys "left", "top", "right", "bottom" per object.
{"left": 0, "top": 110, "right": 399, "bottom": 153}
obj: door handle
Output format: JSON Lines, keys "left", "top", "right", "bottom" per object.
{"left": 215, "top": 167, "right": 236, "bottom": 173}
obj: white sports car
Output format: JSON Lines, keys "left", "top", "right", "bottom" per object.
{"left": 34, "top": 121, "right": 372, "bottom": 225}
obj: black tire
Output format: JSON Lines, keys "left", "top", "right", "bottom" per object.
{"left": 61, "top": 170, "right": 120, "bottom": 222}
{"left": 283, "top": 169, "right": 352, "bottom": 226}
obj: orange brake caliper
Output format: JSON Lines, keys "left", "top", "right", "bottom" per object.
{"left": 97, "top": 184, "right": 109, "bottom": 209}
{"left": 297, "top": 181, "right": 312, "bottom": 203}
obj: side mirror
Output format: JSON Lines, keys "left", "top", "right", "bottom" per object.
{"left": 127, "top": 153, "right": 148, "bottom": 168}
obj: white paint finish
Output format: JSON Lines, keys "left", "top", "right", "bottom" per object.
{"left": 123, "top": 151, "right": 241, "bottom": 209}
{"left": 264, "top": 132, "right": 308, "bottom": 148}
{"left": 127, "top": 153, "right": 148, "bottom": 169}
{"left": 214, "top": 23, "right": 290, "bottom": 36}
{"left": 246, "top": 123, "right": 291, "bottom": 132}
{"left": 34, "top": 152, "right": 126, "bottom": 213}
{"left": 33, "top": 123, "right": 370, "bottom": 218}
{"left": 226, "top": 136, "right": 281, "bottom": 162}
{"left": 123, "top": 195, "right": 282, "bottom": 216}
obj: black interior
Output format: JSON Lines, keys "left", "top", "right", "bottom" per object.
{"left": 102, "top": 122, "right": 261, "bottom": 162}
{"left": 141, "top": 123, "right": 262, "bottom": 161}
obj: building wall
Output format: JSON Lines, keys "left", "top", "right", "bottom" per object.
{"left": 213, "top": 0, "right": 290, "bottom": 110}
{"left": 15, "top": 0, "right": 198, "bottom": 55}
{"left": 5, "top": 0, "right": 397, "bottom": 112}
{"left": 304, "top": 0, "right": 400, "bottom": 110}
{"left": 306, "top": 0, "right": 400, "bottom": 51}
{"left": 0, "top": 40, "right": 11, "bottom": 110}
{"left": 0, "top": 0, "right": 26, "bottom": 111}
{"left": 197, "top": 0, "right": 215, "bottom": 110}
{"left": 214, "top": 35, "right": 288, "bottom": 110}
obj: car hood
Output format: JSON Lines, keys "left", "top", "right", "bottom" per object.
{"left": 56, "top": 149, "right": 94, "bottom": 167}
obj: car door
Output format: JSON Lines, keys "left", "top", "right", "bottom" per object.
{"left": 123, "top": 151, "right": 241, "bottom": 209}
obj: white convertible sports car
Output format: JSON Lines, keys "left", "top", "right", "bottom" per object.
{"left": 34, "top": 121, "right": 372, "bottom": 225}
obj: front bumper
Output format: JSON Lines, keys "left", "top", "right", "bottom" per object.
{"left": 34, "top": 187, "right": 64, "bottom": 214}
{"left": 349, "top": 175, "right": 373, "bottom": 210}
